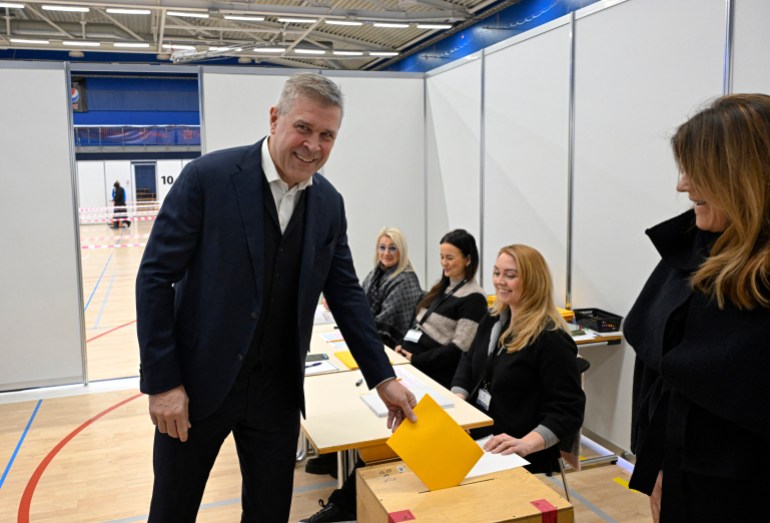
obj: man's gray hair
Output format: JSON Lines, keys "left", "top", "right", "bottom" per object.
{"left": 276, "top": 73, "right": 344, "bottom": 117}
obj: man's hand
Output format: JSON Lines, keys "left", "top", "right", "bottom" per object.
{"left": 376, "top": 378, "right": 417, "bottom": 431}
{"left": 149, "top": 385, "right": 191, "bottom": 442}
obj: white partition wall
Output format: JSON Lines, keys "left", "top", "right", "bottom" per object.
{"left": 482, "top": 19, "right": 572, "bottom": 298}
{"left": 0, "top": 62, "right": 85, "bottom": 391}
{"left": 157, "top": 160, "right": 184, "bottom": 205}
{"left": 77, "top": 161, "right": 108, "bottom": 211}
{"left": 572, "top": 0, "right": 726, "bottom": 449}
{"left": 324, "top": 75, "right": 426, "bottom": 283}
{"left": 200, "top": 69, "right": 290, "bottom": 153}
{"left": 425, "top": 60, "right": 482, "bottom": 285}
{"left": 732, "top": 0, "right": 770, "bottom": 93}
{"left": 199, "top": 70, "right": 427, "bottom": 283}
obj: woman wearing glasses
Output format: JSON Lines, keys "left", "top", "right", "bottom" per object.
{"left": 361, "top": 227, "right": 424, "bottom": 348}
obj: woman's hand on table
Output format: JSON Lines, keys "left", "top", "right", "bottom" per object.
{"left": 394, "top": 345, "right": 413, "bottom": 362}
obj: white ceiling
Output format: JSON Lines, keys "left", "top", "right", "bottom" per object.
{"left": 0, "top": 0, "right": 513, "bottom": 70}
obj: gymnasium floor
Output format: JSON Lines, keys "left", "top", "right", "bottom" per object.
{"left": 0, "top": 207, "right": 653, "bottom": 522}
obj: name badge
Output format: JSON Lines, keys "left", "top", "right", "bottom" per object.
{"left": 476, "top": 388, "right": 491, "bottom": 411}
{"left": 403, "top": 329, "right": 422, "bottom": 343}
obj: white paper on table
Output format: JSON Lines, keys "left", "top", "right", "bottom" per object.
{"left": 314, "top": 305, "right": 335, "bottom": 325}
{"left": 359, "top": 367, "right": 455, "bottom": 417}
{"left": 304, "top": 361, "right": 338, "bottom": 376}
{"left": 329, "top": 341, "right": 348, "bottom": 350}
{"left": 321, "top": 330, "right": 344, "bottom": 342}
{"left": 465, "top": 436, "right": 530, "bottom": 478}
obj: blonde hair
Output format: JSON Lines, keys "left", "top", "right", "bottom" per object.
{"left": 672, "top": 93, "right": 770, "bottom": 309}
{"left": 372, "top": 227, "right": 413, "bottom": 279}
{"left": 490, "top": 244, "right": 568, "bottom": 353}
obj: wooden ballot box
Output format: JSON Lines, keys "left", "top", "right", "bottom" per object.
{"left": 357, "top": 462, "right": 573, "bottom": 522}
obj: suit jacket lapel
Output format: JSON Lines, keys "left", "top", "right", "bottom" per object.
{"left": 231, "top": 140, "right": 266, "bottom": 309}
{"left": 298, "top": 180, "right": 320, "bottom": 309}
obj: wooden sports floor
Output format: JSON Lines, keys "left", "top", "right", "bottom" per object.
{"left": 0, "top": 213, "right": 653, "bottom": 522}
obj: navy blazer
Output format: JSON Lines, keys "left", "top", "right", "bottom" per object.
{"left": 136, "top": 139, "right": 395, "bottom": 420}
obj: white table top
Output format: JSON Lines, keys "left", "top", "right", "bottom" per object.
{"left": 301, "top": 364, "right": 493, "bottom": 454}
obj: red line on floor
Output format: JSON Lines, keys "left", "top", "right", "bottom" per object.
{"left": 17, "top": 392, "right": 144, "bottom": 523}
{"left": 86, "top": 319, "right": 137, "bottom": 343}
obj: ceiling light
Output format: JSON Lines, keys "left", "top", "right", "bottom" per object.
{"left": 106, "top": 8, "right": 151, "bottom": 15}
{"left": 162, "top": 44, "right": 196, "bottom": 50}
{"left": 209, "top": 46, "right": 242, "bottom": 52}
{"left": 369, "top": 51, "right": 399, "bottom": 56}
{"left": 333, "top": 51, "right": 364, "bottom": 56}
{"left": 278, "top": 18, "right": 316, "bottom": 24}
{"left": 417, "top": 24, "right": 452, "bottom": 30}
{"left": 42, "top": 5, "right": 89, "bottom": 12}
{"left": 167, "top": 11, "right": 209, "bottom": 19}
{"left": 63, "top": 40, "right": 101, "bottom": 47}
{"left": 10, "top": 38, "right": 49, "bottom": 44}
{"left": 224, "top": 15, "right": 265, "bottom": 21}
{"left": 256, "top": 48, "right": 286, "bottom": 53}
{"left": 373, "top": 23, "right": 410, "bottom": 29}
{"left": 114, "top": 42, "right": 151, "bottom": 48}
{"left": 0, "top": 3, "right": 24, "bottom": 8}
{"left": 295, "top": 49, "right": 326, "bottom": 55}
{"left": 325, "top": 20, "right": 363, "bottom": 26}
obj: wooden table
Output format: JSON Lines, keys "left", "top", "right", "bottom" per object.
{"left": 301, "top": 364, "right": 493, "bottom": 484}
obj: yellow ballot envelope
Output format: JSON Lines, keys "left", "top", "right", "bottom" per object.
{"left": 386, "top": 395, "right": 483, "bottom": 490}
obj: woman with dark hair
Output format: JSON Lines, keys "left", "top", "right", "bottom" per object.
{"left": 451, "top": 244, "right": 585, "bottom": 475}
{"left": 394, "top": 228, "right": 488, "bottom": 388}
{"left": 625, "top": 94, "right": 770, "bottom": 521}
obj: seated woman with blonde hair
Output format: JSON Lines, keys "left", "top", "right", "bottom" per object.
{"left": 361, "top": 227, "right": 423, "bottom": 348}
{"left": 451, "top": 244, "right": 585, "bottom": 474}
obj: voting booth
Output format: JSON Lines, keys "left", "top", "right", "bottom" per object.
{"left": 357, "top": 462, "right": 573, "bottom": 523}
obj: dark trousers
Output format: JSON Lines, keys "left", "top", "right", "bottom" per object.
{"left": 148, "top": 365, "right": 300, "bottom": 522}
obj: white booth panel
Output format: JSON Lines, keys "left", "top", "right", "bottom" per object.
{"left": 483, "top": 20, "right": 571, "bottom": 300}
{"left": 425, "top": 59, "right": 482, "bottom": 287}
{"left": 732, "top": 0, "right": 770, "bottom": 93}
{"left": 572, "top": 0, "right": 726, "bottom": 449}
{"left": 326, "top": 75, "right": 426, "bottom": 284}
{"left": 157, "top": 160, "right": 184, "bottom": 205}
{"left": 200, "top": 69, "right": 290, "bottom": 153}
{"left": 0, "top": 63, "right": 84, "bottom": 391}
{"left": 77, "top": 161, "right": 108, "bottom": 213}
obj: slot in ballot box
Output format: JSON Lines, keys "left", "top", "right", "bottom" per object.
{"left": 357, "top": 461, "right": 573, "bottom": 523}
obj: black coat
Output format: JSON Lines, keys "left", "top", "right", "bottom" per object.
{"left": 625, "top": 210, "right": 770, "bottom": 520}
{"left": 452, "top": 312, "right": 585, "bottom": 474}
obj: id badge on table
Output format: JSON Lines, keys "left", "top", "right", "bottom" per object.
{"left": 476, "top": 388, "right": 491, "bottom": 411}
{"left": 403, "top": 329, "right": 422, "bottom": 343}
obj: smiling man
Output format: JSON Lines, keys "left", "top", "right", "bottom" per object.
{"left": 136, "top": 73, "right": 416, "bottom": 522}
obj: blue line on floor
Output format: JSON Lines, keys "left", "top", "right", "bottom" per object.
{"left": 0, "top": 399, "right": 42, "bottom": 489}
{"left": 84, "top": 253, "right": 113, "bottom": 312}
{"left": 545, "top": 474, "right": 617, "bottom": 522}
{"left": 93, "top": 270, "right": 117, "bottom": 329}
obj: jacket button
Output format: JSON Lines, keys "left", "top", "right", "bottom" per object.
{"left": 250, "top": 312, "right": 257, "bottom": 319}
{"left": 237, "top": 354, "right": 244, "bottom": 362}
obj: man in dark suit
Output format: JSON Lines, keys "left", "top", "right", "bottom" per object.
{"left": 136, "top": 73, "right": 416, "bottom": 522}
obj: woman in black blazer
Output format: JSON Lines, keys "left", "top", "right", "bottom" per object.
{"left": 451, "top": 244, "right": 585, "bottom": 474}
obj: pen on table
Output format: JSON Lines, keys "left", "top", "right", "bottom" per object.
{"left": 355, "top": 378, "right": 364, "bottom": 387}
{"left": 305, "top": 362, "right": 322, "bottom": 368}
